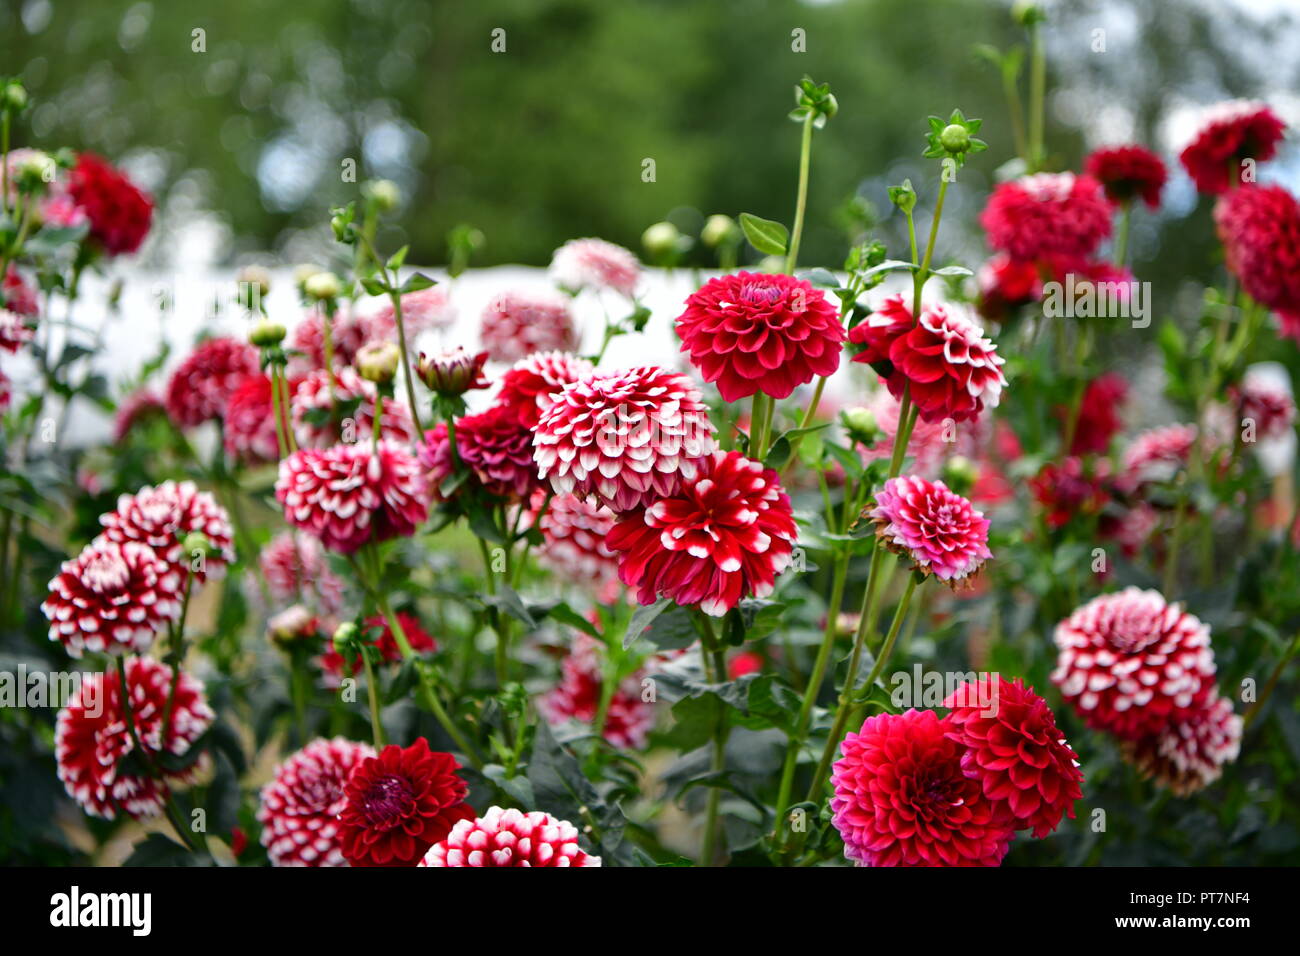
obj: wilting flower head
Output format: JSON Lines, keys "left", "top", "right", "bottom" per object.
{"left": 868, "top": 475, "right": 991, "bottom": 586}
{"left": 533, "top": 365, "right": 717, "bottom": 512}
{"left": 67, "top": 152, "right": 154, "bottom": 256}
{"left": 480, "top": 289, "right": 577, "bottom": 362}
{"left": 164, "top": 337, "right": 260, "bottom": 428}
{"left": 99, "top": 480, "right": 236, "bottom": 582}
{"left": 0, "top": 308, "right": 34, "bottom": 352}
{"left": 675, "top": 271, "right": 845, "bottom": 402}
{"left": 850, "top": 295, "right": 1006, "bottom": 424}
{"left": 532, "top": 491, "right": 621, "bottom": 600}
{"left": 496, "top": 351, "right": 594, "bottom": 426}
{"left": 606, "top": 450, "right": 797, "bottom": 616}
{"left": 1052, "top": 587, "right": 1217, "bottom": 739}
{"left": 980, "top": 173, "right": 1112, "bottom": 262}
{"left": 258, "top": 737, "right": 375, "bottom": 866}
{"left": 1120, "top": 695, "right": 1242, "bottom": 796}
{"left": 455, "top": 403, "right": 544, "bottom": 499}
{"left": 1084, "top": 144, "right": 1168, "bottom": 208}
{"left": 367, "top": 286, "right": 457, "bottom": 340}
{"left": 976, "top": 254, "right": 1043, "bottom": 321}
{"left": 337, "top": 737, "right": 473, "bottom": 867}
{"left": 113, "top": 388, "right": 167, "bottom": 442}
{"left": 1214, "top": 183, "right": 1300, "bottom": 321}
{"left": 260, "top": 531, "right": 345, "bottom": 614}
{"left": 42, "top": 538, "right": 184, "bottom": 657}
{"left": 550, "top": 237, "right": 641, "bottom": 297}
{"left": 944, "top": 676, "right": 1083, "bottom": 838}
{"left": 1179, "top": 100, "right": 1286, "bottom": 195}
{"left": 276, "top": 441, "right": 430, "bottom": 554}
{"left": 56, "top": 657, "right": 213, "bottom": 819}
{"left": 320, "top": 611, "right": 436, "bottom": 683}
{"left": 421, "top": 806, "right": 601, "bottom": 867}
{"left": 1070, "top": 372, "right": 1128, "bottom": 455}
{"left": 223, "top": 373, "right": 283, "bottom": 464}
{"left": 289, "top": 366, "right": 414, "bottom": 448}
{"left": 538, "top": 634, "right": 655, "bottom": 748}
{"left": 415, "top": 346, "right": 490, "bottom": 397}
{"left": 831, "top": 709, "right": 1015, "bottom": 867}
{"left": 1119, "top": 424, "right": 1197, "bottom": 493}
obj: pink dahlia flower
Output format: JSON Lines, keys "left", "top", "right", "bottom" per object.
{"left": 454, "top": 403, "right": 543, "bottom": 499}
{"left": 56, "top": 657, "right": 213, "bottom": 819}
{"left": 980, "top": 172, "right": 1112, "bottom": 262}
{"left": 223, "top": 372, "right": 284, "bottom": 464}
{"left": 257, "top": 737, "right": 375, "bottom": 866}
{"left": 532, "top": 491, "right": 621, "bottom": 600}
{"left": 496, "top": 350, "right": 594, "bottom": 426}
{"left": 289, "top": 366, "right": 415, "bottom": 449}
{"left": 42, "top": 538, "right": 184, "bottom": 657}
{"left": 550, "top": 237, "right": 641, "bottom": 297}
{"left": 1180, "top": 100, "right": 1286, "bottom": 195}
{"left": 831, "top": 709, "right": 1015, "bottom": 867}
{"left": 1231, "top": 372, "right": 1296, "bottom": 440}
{"left": 480, "top": 289, "right": 577, "bottom": 362}
{"left": 868, "top": 475, "right": 991, "bottom": 586}
{"left": 366, "top": 286, "right": 457, "bottom": 340}
{"left": 675, "top": 271, "right": 845, "bottom": 402}
{"left": 943, "top": 676, "right": 1083, "bottom": 838}
{"left": 287, "top": 306, "right": 375, "bottom": 375}
{"left": 606, "top": 450, "right": 797, "bottom": 616}
{"left": 1214, "top": 183, "right": 1300, "bottom": 321}
{"left": 260, "top": 531, "right": 345, "bottom": 614}
{"left": 275, "top": 440, "right": 430, "bottom": 554}
{"left": 1084, "top": 144, "right": 1168, "bottom": 208}
{"left": 419, "top": 423, "right": 457, "bottom": 500}
{"left": 421, "top": 806, "right": 601, "bottom": 867}
{"left": 99, "top": 480, "right": 236, "bottom": 582}
{"left": 164, "top": 337, "right": 260, "bottom": 429}
{"left": 0, "top": 308, "right": 34, "bottom": 352}
{"left": 1120, "top": 695, "right": 1242, "bottom": 796}
{"left": 850, "top": 295, "right": 1006, "bottom": 424}
{"left": 1052, "top": 587, "right": 1218, "bottom": 740}
{"left": 538, "top": 634, "right": 655, "bottom": 748}
{"left": 533, "top": 365, "right": 717, "bottom": 512}
{"left": 1118, "top": 424, "right": 1198, "bottom": 493}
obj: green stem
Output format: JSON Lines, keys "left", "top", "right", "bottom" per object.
{"left": 698, "top": 613, "right": 730, "bottom": 867}
{"left": 750, "top": 391, "right": 771, "bottom": 461}
{"left": 912, "top": 179, "right": 949, "bottom": 316}
{"left": 1243, "top": 631, "right": 1300, "bottom": 729}
{"left": 389, "top": 289, "right": 426, "bottom": 440}
{"left": 785, "top": 111, "right": 816, "bottom": 274}
{"left": 1028, "top": 22, "right": 1046, "bottom": 171}
{"left": 359, "top": 648, "right": 387, "bottom": 748}
{"left": 1114, "top": 202, "right": 1132, "bottom": 267}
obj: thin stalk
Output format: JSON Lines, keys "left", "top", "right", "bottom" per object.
{"left": 1113, "top": 202, "right": 1132, "bottom": 267}
{"left": 785, "top": 111, "right": 816, "bottom": 274}
{"left": 1243, "top": 631, "right": 1300, "bottom": 729}
{"left": 697, "top": 613, "right": 730, "bottom": 867}
{"left": 359, "top": 648, "right": 387, "bottom": 748}
{"left": 1027, "top": 21, "right": 1046, "bottom": 171}
{"left": 389, "top": 290, "right": 426, "bottom": 439}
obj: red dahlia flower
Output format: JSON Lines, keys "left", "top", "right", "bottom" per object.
{"left": 976, "top": 254, "right": 1043, "bottom": 321}
{"left": 980, "top": 173, "right": 1112, "bottom": 262}
{"left": 1070, "top": 372, "right": 1128, "bottom": 454}
{"left": 3, "top": 266, "right": 39, "bottom": 316}
{"left": 550, "top": 237, "right": 642, "bottom": 297}
{"left": 538, "top": 634, "right": 655, "bottom": 748}
{"left": 1084, "top": 144, "right": 1168, "bottom": 208}
{"left": 164, "top": 337, "right": 260, "bottom": 428}
{"left": 831, "top": 709, "right": 1015, "bottom": 867}
{"left": 257, "top": 737, "right": 375, "bottom": 866}
{"left": 675, "top": 271, "right": 845, "bottom": 402}
{"left": 454, "top": 403, "right": 543, "bottom": 499}
{"left": 337, "top": 737, "right": 473, "bottom": 867}
{"left": 99, "top": 480, "right": 236, "bottom": 582}
{"left": 1118, "top": 424, "right": 1198, "bottom": 493}
{"left": 287, "top": 307, "right": 375, "bottom": 375}
{"left": 223, "top": 373, "right": 288, "bottom": 464}
{"left": 1120, "top": 695, "right": 1242, "bottom": 796}
{"left": 67, "top": 152, "right": 154, "bottom": 256}
{"left": 42, "top": 538, "right": 184, "bottom": 657}
{"left": 606, "top": 450, "right": 797, "bottom": 616}
{"left": 533, "top": 365, "right": 717, "bottom": 512}
{"left": 868, "top": 475, "right": 991, "bottom": 586}
{"left": 56, "top": 657, "right": 213, "bottom": 819}
{"left": 419, "top": 423, "right": 456, "bottom": 499}
{"left": 415, "top": 346, "right": 490, "bottom": 398}
{"left": 320, "top": 611, "right": 436, "bottom": 682}
{"left": 944, "top": 676, "right": 1083, "bottom": 838}
{"left": 1052, "top": 587, "right": 1217, "bottom": 740}
{"left": 276, "top": 441, "right": 429, "bottom": 554}
{"left": 421, "top": 806, "right": 601, "bottom": 867}
{"left": 1030, "top": 457, "right": 1112, "bottom": 529}
{"left": 1214, "top": 183, "right": 1300, "bottom": 320}
{"left": 260, "top": 531, "right": 345, "bottom": 614}
{"left": 480, "top": 289, "right": 577, "bottom": 362}
{"left": 849, "top": 295, "right": 1006, "bottom": 423}
{"left": 496, "top": 350, "right": 594, "bottom": 426}
{"left": 1180, "top": 100, "right": 1286, "bottom": 196}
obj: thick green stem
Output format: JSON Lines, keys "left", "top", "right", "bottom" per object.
{"left": 359, "top": 648, "right": 387, "bottom": 748}
{"left": 785, "top": 111, "right": 815, "bottom": 274}
{"left": 1028, "top": 22, "right": 1046, "bottom": 171}
{"left": 698, "top": 614, "right": 730, "bottom": 867}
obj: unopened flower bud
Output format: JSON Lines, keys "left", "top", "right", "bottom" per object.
{"left": 1012, "top": 0, "right": 1045, "bottom": 26}
{"left": 641, "top": 221, "right": 680, "bottom": 258}
{"left": 332, "top": 621, "right": 360, "bottom": 654}
{"left": 14, "top": 150, "right": 55, "bottom": 192}
{"left": 363, "top": 179, "right": 401, "bottom": 212}
{"left": 249, "top": 319, "right": 286, "bottom": 348}
{"left": 701, "top": 214, "right": 738, "bottom": 248}
{"left": 237, "top": 265, "right": 272, "bottom": 298}
{"left": 415, "top": 346, "right": 489, "bottom": 396}
{"left": 269, "top": 605, "right": 316, "bottom": 646}
{"left": 1, "top": 81, "right": 28, "bottom": 113}
{"left": 942, "top": 454, "right": 979, "bottom": 495}
{"left": 182, "top": 531, "right": 212, "bottom": 560}
{"left": 293, "top": 264, "right": 322, "bottom": 288}
{"left": 841, "top": 406, "right": 881, "bottom": 446}
{"left": 356, "top": 341, "right": 401, "bottom": 384}
{"left": 939, "top": 124, "right": 972, "bottom": 154}
{"left": 303, "top": 271, "right": 342, "bottom": 302}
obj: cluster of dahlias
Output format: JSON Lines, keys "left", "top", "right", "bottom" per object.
{"left": 831, "top": 676, "right": 1083, "bottom": 866}
{"left": 1053, "top": 588, "right": 1241, "bottom": 795}
{"left": 257, "top": 736, "right": 600, "bottom": 866}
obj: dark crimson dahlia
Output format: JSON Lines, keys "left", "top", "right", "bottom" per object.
{"left": 1084, "top": 144, "right": 1167, "bottom": 208}
{"left": 67, "top": 152, "right": 154, "bottom": 255}
{"left": 1179, "top": 100, "right": 1286, "bottom": 196}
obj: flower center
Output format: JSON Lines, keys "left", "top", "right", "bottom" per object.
{"left": 84, "top": 552, "right": 131, "bottom": 593}
{"left": 739, "top": 281, "right": 783, "bottom": 306}
{"left": 362, "top": 773, "right": 415, "bottom": 825}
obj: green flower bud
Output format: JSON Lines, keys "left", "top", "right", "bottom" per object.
{"left": 182, "top": 531, "right": 211, "bottom": 559}
{"left": 841, "top": 406, "right": 882, "bottom": 446}
{"left": 249, "top": 319, "right": 287, "bottom": 348}
{"left": 942, "top": 455, "right": 979, "bottom": 495}
{"left": 701, "top": 214, "right": 738, "bottom": 248}
{"left": 356, "top": 341, "right": 401, "bottom": 384}
{"left": 641, "top": 221, "right": 680, "bottom": 258}
{"left": 1012, "top": 1, "right": 1045, "bottom": 26}
{"left": 939, "top": 124, "right": 972, "bottom": 154}
{"left": 2, "top": 80, "right": 28, "bottom": 113}
{"left": 14, "top": 150, "right": 55, "bottom": 193}
{"left": 332, "top": 621, "right": 360, "bottom": 655}
{"left": 363, "top": 179, "right": 401, "bottom": 213}
{"left": 303, "top": 271, "right": 342, "bottom": 302}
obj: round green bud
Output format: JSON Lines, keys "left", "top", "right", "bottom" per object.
{"left": 840, "top": 406, "right": 881, "bottom": 446}
{"left": 356, "top": 341, "right": 401, "bottom": 384}
{"left": 363, "top": 179, "right": 401, "bottom": 212}
{"left": 249, "top": 319, "right": 287, "bottom": 348}
{"left": 701, "top": 214, "right": 738, "bottom": 248}
{"left": 332, "top": 622, "right": 360, "bottom": 654}
{"left": 14, "top": 150, "right": 55, "bottom": 193}
{"left": 2, "top": 81, "right": 28, "bottom": 113}
{"left": 1011, "top": 1, "right": 1044, "bottom": 26}
{"left": 939, "top": 124, "right": 972, "bottom": 154}
{"left": 303, "top": 271, "right": 342, "bottom": 301}
{"left": 182, "top": 531, "right": 212, "bottom": 558}
{"left": 641, "top": 221, "right": 680, "bottom": 258}
{"left": 942, "top": 454, "right": 979, "bottom": 494}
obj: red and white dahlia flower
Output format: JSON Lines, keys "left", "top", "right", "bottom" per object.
{"left": 675, "top": 271, "right": 845, "bottom": 402}
{"left": 850, "top": 295, "right": 1006, "bottom": 423}
{"left": 257, "top": 737, "right": 375, "bottom": 866}
{"left": 606, "top": 450, "right": 797, "bottom": 616}
{"left": 0, "top": 308, "right": 34, "bottom": 352}
{"left": 1120, "top": 695, "right": 1242, "bottom": 796}
{"left": 260, "top": 531, "right": 345, "bottom": 614}
{"left": 1231, "top": 371, "right": 1296, "bottom": 441}
{"left": 550, "top": 237, "right": 641, "bottom": 297}
{"left": 164, "top": 337, "right": 260, "bottom": 429}
{"left": 1179, "top": 100, "right": 1286, "bottom": 196}
{"left": 1118, "top": 424, "right": 1198, "bottom": 492}
{"left": 533, "top": 365, "right": 717, "bottom": 512}
{"left": 56, "top": 657, "right": 213, "bottom": 820}
{"left": 290, "top": 366, "right": 415, "bottom": 449}
{"left": 1214, "top": 183, "right": 1300, "bottom": 322}
{"left": 533, "top": 491, "right": 621, "bottom": 600}
{"left": 99, "top": 480, "right": 236, "bottom": 582}
{"left": 538, "top": 634, "right": 655, "bottom": 748}
{"left": 831, "top": 709, "right": 1015, "bottom": 867}
{"left": 275, "top": 441, "right": 430, "bottom": 554}
{"left": 980, "top": 172, "right": 1112, "bottom": 263}
{"left": 496, "top": 350, "right": 594, "bottom": 426}
{"left": 480, "top": 289, "right": 578, "bottom": 362}
{"left": 453, "top": 403, "right": 543, "bottom": 499}
{"left": 868, "top": 475, "right": 991, "bottom": 586}
{"left": 421, "top": 806, "right": 601, "bottom": 867}
{"left": 1052, "top": 587, "right": 1218, "bottom": 740}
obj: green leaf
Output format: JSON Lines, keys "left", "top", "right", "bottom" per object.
{"left": 482, "top": 584, "right": 536, "bottom": 628}
{"left": 400, "top": 272, "right": 437, "bottom": 294}
{"left": 739, "top": 213, "right": 789, "bottom": 256}
{"left": 930, "top": 265, "right": 973, "bottom": 278}
{"left": 623, "top": 595, "right": 674, "bottom": 649}
{"left": 386, "top": 245, "right": 409, "bottom": 271}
